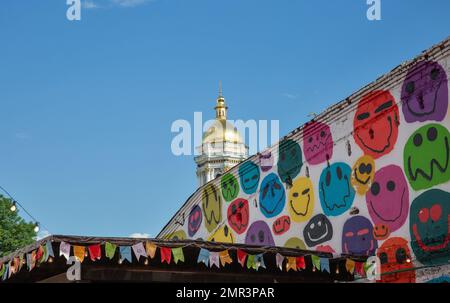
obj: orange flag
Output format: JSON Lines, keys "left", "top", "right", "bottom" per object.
{"left": 146, "top": 242, "right": 157, "bottom": 259}
{"left": 346, "top": 259, "right": 355, "bottom": 274}
{"left": 219, "top": 250, "right": 233, "bottom": 267}
{"left": 286, "top": 257, "right": 297, "bottom": 272}
{"left": 73, "top": 246, "right": 86, "bottom": 263}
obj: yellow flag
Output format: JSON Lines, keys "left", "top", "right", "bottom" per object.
{"left": 74, "top": 246, "right": 86, "bottom": 263}
{"left": 346, "top": 259, "right": 355, "bottom": 274}
{"left": 286, "top": 257, "right": 297, "bottom": 272}
{"left": 146, "top": 241, "right": 157, "bottom": 259}
{"left": 219, "top": 250, "right": 233, "bottom": 267}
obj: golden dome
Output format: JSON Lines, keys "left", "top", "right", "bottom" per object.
{"left": 202, "top": 119, "right": 244, "bottom": 144}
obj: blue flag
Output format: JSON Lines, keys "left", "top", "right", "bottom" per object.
{"left": 197, "top": 248, "right": 210, "bottom": 267}
{"left": 119, "top": 246, "right": 132, "bottom": 263}
{"left": 320, "top": 257, "right": 330, "bottom": 273}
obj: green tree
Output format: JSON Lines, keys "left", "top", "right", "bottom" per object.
{"left": 0, "top": 195, "right": 36, "bottom": 257}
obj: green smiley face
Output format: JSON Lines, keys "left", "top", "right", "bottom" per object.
{"left": 404, "top": 123, "right": 450, "bottom": 190}
{"left": 221, "top": 173, "right": 239, "bottom": 202}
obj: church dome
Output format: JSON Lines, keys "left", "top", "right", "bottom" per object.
{"left": 202, "top": 119, "right": 244, "bottom": 144}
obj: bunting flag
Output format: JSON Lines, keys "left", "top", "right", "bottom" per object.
{"left": 36, "top": 246, "right": 44, "bottom": 263}
{"left": 254, "top": 254, "right": 266, "bottom": 271}
{"left": 311, "top": 255, "right": 321, "bottom": 271}
{"left": 145, "top": 242, "right": 157, "bottom": 259}
{"left": 0, "top": 264, "right": 5, "bottom": 278}
{"left": 320, "top": 257, "right": 330, "bottom": 273}
{"left": 275, "top": 253, "right": 284, "bottom": 270}
{"left": 246, "top": 254, "right": 256, "bottom": 270}
{"left": 160, "top": 247, "right": 172, "bottom": 264}
{"left": 2, "top": 264, "right": 9, "bottom": 281}
{"left": 59, "top": 242, "right": 71, "bottom": 260}
{"left": 355, "top": 261, "right": 365, "bottom": 276}
{"left": 237, "top": 249, "right": 247, "bottom": 267}
{"left": 286, "top": 257, "right": 297, "bottom": 272}
{"left": 132, "top": 242, "right": 146, "bottom": 261}
{"left": 209, "top": 252, "right": 220, "bottom": 268}
{"left": 172, "top": 247, "right": 184, "bottom": 264}
{"left": 197, "top": 248, "right": 210, "bottom": 266}
{"left": 105, "top": 242, "right": 117, "bottom": 260}
{"left": 88, "top": 244, "right": 102, "bottom": 262}
{"left": 119, "top": 246, "right": 132, "bottom": 263}
{"left": 26, "top": 252, "right": 35, "bottom": 271}
{"left": 7, "top": 262, "right": 13, "bottom": 279}
{"left": 346, "top": 259, "right": 355, "bottom": 274}
{"left": 219, "top": 250, "right": 232, "bottom": 267}
{"left": 45, "top": 241, "right": 54, "bottom": 262}
{"left": 296, "top": 256, "right": 306, "bottom": 270}
{"left": 18, "top": 255, "right": 24, "bottom": 271}
{"left": 12, "top": 258, "right": 19, "bottom": 275}
{"left": 73, "top": 246, "right": 86, "bottom": 263}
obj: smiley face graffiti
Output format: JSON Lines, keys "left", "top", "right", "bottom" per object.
{"left": 303, "top": 121, "right": 333, "bottom": 165}
{"left": 377, "top": 237, "right": 415, "bottom": 283}
{"left": 259, "top": 150, "right": 274, "bottom": 172}
{"left": 259, "top": 173, "right": 286, "bottom": 218}
{"left": 288, "top": 177, "right": 315, "bottom": 223}
{"left": 202, "top": 183, "right": 222, "bottom": 233}
{"left": 401, "top": 60, "right": 448, "bottom": 123}
{"left": 303, "top": 214, "right": 333, "bottom": 247}
{"left": 353, "top": 90, "right": 399, "bottom": 159}
{"left": 208, "top": 225, "right": 234, "bottom": 243}
{"left": 404, "top": 124, "right": 450, "bottom": 190}
{"left": 373, "top": 224, "right": 390, "bottom": 240}
{"left": 278, "top": 139, "right": 303, "bottom": 183}
{"left": 221, "top": 173, "right": 239, "bottom": 202}
{"left": 188, "top": 205, "right": 202, "bottom": 237}
{"left": 239, "top": 161, "right": 260, "bottom": 195}
{"left": 245, "top": 220, "right": 275, "bottom": 246}
{"left": 319, "top": 162, "right": 355, "bottom": 216}
{"left": 409, "top": 189, "right": 450, "bottom": 266}
{"left": 351, "top": 155, "right": 375, "bottom": 195}
{"left": 342, "top": 216, "right": 378, "bottom": 256}
{"left": 227, "top": 198, "right": 249, "bottom": 235}
{"left": 284, "top": 237, "right": 306, "bottom": 250}
{"left": 167, "top": 230, "right": 187, "bottom": 241}
{"left": 272, "top": 215, "right": 291, "bottom": 236}
{"left": 366, "top": 165, "right": 409, "bottom": 233}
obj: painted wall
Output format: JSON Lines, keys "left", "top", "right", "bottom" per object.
{"left": 159, "top": 40, "right": 450, "bottom": 283}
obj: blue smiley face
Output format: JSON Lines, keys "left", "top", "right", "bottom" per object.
{"left": 239, "top": 161, "right": 260, "bottom": 195}
{"left": 259, "top": 173, "right": 286, "bottom": 218}
{"left": 319, "top": 162, "right": 355, "bottom": 216}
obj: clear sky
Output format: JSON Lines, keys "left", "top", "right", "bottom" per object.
{"left": 0, "top": 0, "right": 449, "bottom": 238}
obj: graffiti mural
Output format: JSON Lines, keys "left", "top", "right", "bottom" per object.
{"left": 202, "top": 183, "right": 222, "bottom": 232}
{"left": 208, "top": 225, "right": 234, "bottom": 243}
{"left": 303, "top": 214, "right": 333, "bottom": 248}
{"left": 239, "top": 161, "right": 260, "bottom": 195}
{"left": 277, "top": 139, "right": 303, "bottom": 183}
{"left": 288, "top": 176, "right": 315, "bottom": 222}
{"left": 342, "top": 216, "right": 378, "bottom": 256}
{"left": 404, "top": 124, "right": 450, "bottom": 190}
{"left": 303, "top": 121, "right": 333, "bottom": 165}
{"left": 259, "top": 173, "right": 286, "bottom": 218}
{"left": 272, "top": 215, "right": 291, "bottom": 236}
{"left": 401, "top": 61, "right": 448, "bottom": 123}
{"left": 377, "top": 237, "right": 415, "bottom": 283}
{"left": 245, "top": 220, "right": 275, "bottom": 246}
{"left": 221, "top": 173, "right": 239, "bottom": 202}
{"left": 188, "top": 205, "right": 202, "bottom": 237}
{"left": 351, "top": 155, "right": 375, "bottom": 195}
{"left": 227, "top": 198, "right": 249, "bottom": 235}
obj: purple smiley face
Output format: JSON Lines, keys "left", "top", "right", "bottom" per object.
{"left": 303, "top": 121, "right": 333, "bottom": 165}
{"left": 342, "top": 216, "right": 378, "bottom": 256}
{"left": 259, "top": 150, "right": 274, "bottom": 172}
{"left": 366, "top": 165, "right": 409, "bottom": 233}
{"left": 245, "top": 220, "right": 275, "bottom": 246}
{"left": 401, "top": 60, "right": 448, "bottom": 123}
{"left": 188, "top": 205, "right": 202, "bottom": 237}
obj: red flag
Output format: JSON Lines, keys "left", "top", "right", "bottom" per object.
{"left": 237, "top": 249, "right": 247, "bottom": 267}
{"left": 35, "top": 246, "right": 44, "bottom": 262}
{"left": 88, "top": 244, "right": 102, "bottom": 261}
{"left": 296, "top": 256, "right": 306, "bottom": 270}
{"left": 355, "top": 262, "right": 365, "bottom": 276}
{"left": 161, "top": 247, "right": 172, "bottom": 264}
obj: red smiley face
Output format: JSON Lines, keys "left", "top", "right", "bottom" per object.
{"left": 377, "top": 237, "right": 415, "bottom": 283}
{"left": 227, "top": 198, "right": 249, "bottom": 234}
{"left": 272, "top": 215, "right": 291, "bottom": 236}
{"left": 353, "top": 90, "right": 399, "bottom": 159}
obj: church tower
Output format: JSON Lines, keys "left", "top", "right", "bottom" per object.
{"left": 194, "top": 84, "right": 249, "bottom": 187}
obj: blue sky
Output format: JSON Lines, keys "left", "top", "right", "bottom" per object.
{"left": 0, "top": 0, "right": 449, "bottom": 238}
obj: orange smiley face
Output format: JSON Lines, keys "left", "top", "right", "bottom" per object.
{"left": 351, "top": 155, "right": 375, "bottom": 195}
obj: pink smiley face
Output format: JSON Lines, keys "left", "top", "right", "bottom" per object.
{"left": 366, "top": 165, "right": 409, "bottom": 232}
{"left": 303, "top": 121, "right": 333, "bottom": 165}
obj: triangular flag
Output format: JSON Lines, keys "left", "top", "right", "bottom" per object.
{"left": 2, "top": 264, "right": 9, "bottom": 280}
{"left": 219, "top": 250, "right": 233, "bottom": 267}
{"left": 73, "top": 246, "right": 86, "bottom": 263}
{"left": 237, "top": 249, "right": 247, "bottom": 267}
{"left": 286, "top": 257, "right": 297, "bottom": 272}
{"left": 36, "top": 246, "right": 44, "bottom": 263}
{"left": 346, "top": 259, "right": 355, "bottom": 274}
{"left": 12, "top": 258, "right": 19, "bottom": 275}
{"left": 172, "top": 247, "right": 184, "bottom": 264}
{"left": 18, "top": 255, "right": 24, "bottom": 271}
{"left": 246, "top": 254, "right": 256, "bottom": 270}
{"left": 132, "top": 242, "right": 147, "bottom": 261}
{"left": 0, "top": 264, "right": 5, "bottom": 277}
{"left": 145, "top": 242, "right": 157, "bottom": 259}
{"left": 320, "top": 258, "right": 330, "bottom": 273}
{"left": 160, "top": 247, "right": 172, "bottom": 264}
{"left": 8, "top": 261, "right": 13, "bottom": 278}
{"left": 355, "top": 261, "right": 365, "bottom": 276}
{"left": 311, "top": 255, "right": 320, "bottom": 271}
{"left": 210, "top": 251, "right": 220, "bottom": 268}
{"left": 59, "top": 242, "right": 71, "bottom": 260}
{"left": 197, "top": 248, "right": 210, "bottom": 266}
{"left": 27, "top": 251, "right": 36, "bottom": 271}
{"left": 119, "top": 246, "right": 132, "bottom": 263}
{"left": 296, "top": 256, "right": 306, "bottom": 270}
{"left": 255, "top": 254, "right": 266, "bottom": 271}
{"left": 275, "top": 253, "right": 284, "bottom": 270}
{"left": 105, "top": 242, "right": 117, "bottom": 259}
{"left": 45, "top": 241, "right": 54, "bottom": 261}
{"left": 88, "top": 244, "right": 102, "bottom": 262}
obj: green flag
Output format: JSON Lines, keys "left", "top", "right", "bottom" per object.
{"left": 172, "top": 247, "right": 184, "bottom": 264}
{"left": 105, "top": 242, "right": 117, "bottom": 259}
{"left": 311, "top": 255, "right": 321, "bottom": 271}
{"left": 246, "top": 255, "right": 256, "bottom": 270}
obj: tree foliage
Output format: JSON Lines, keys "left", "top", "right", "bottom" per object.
{"left": 0, "top": 195, "right": 36, "bottom": 257}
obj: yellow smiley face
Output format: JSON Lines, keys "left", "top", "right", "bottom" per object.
{"left": 208, "top": 225, "right": 234, "bottom": 243}
{"left": 351, "top": 155, "right": 375, "bottom": 195}
{"left": 288, "top": 177, "right": 315, "bottom": 222}
{"left": 166, "top": 230, "right": 187, "bottom": 241}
